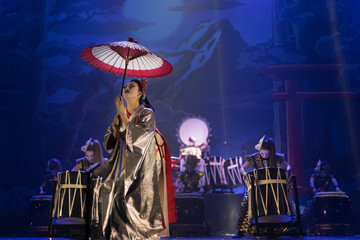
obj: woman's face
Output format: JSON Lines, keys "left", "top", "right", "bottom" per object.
{"left": 320, "top": 166, "right": 329, "bottom": 175}
{"left": 85, "top": 150, "right": 95, "bottom": 162}
{"left": 260, "top": 149, "right": 270, "bottom": 159}
{"left": 123, "top": 82, "right": 142, "bottom": 101}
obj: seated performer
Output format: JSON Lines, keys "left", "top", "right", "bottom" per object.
{"left": 178, "top": 137, "right": 206, "bottom": 192}
{"left": 179, "top": 155, "right": 204, "bottom": 193}
{"left": 233, "top": 136, "right": 290, "bottom": 238}
{"left": 101, "top": 79, "right": 177, "bottom": 239}
{"left": 39, "top": 158, "right": 62, "bottom": 195}
{"left": 310, "top": 160, "right": 341, "bottom": 193}
{"left": 302, "top": 160, "right": 342, "bottom": 235}
{"left": 72, "top": 138, "right": 105, "bottom": 177}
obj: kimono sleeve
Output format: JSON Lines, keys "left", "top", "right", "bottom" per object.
{"left": 103, "top": 120, "right": 126, "bottom": 152}
{"left": 125, "top": 108, "right": 155, "bottom": 154}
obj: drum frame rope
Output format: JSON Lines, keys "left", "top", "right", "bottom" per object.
{"left": 53, "top": 171, "right": 87, "bottom": 218}
{"left": 244, "top": 168, "right": 292, "bottom": 220}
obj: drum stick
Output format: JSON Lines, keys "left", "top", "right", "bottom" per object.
{"left": 85, "top": 162, "right": 100, "bottom": 174}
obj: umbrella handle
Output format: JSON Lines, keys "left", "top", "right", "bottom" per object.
{"left": 120, "top": 48, "right": 131, "bottom": 98}
{"left": 120, "top": 60, "right": 129, "bottom": 98}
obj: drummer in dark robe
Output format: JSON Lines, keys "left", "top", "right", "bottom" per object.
{"left": 178, "top": 136, "right": 207, "bottom": 192}
{"left": 39, "top": 158, "right": 62, "bottom": 195}
{"left": 233, "top": 136, "right": 290, "bottom": 238}
{"left": 310, "top": 160, "right": 341, "bottom": 193}
{"left": 302, "top": 160, "right": 342, "bottom": 235}
{"left": 71, "top": 138, "right": 105, "bottom": 177}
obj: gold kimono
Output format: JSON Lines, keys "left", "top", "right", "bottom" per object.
{"left": 101, "top": 105, "right": 170, "bottom": 240}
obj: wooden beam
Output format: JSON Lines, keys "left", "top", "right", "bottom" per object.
{"left": 296, "top": 92, "right": 360, "bottom": 100}
{"left": 272, "top": 92, "right": 288, "bottom": 101}
{"left": 272, "top": 91, "right": 360, "bottom": 101}
{"left": 258, "top": 64, "right": 346, "bottom": 81}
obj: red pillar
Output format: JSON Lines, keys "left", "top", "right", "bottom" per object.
{"left": 285, "top": 79, "right": 304, "bottom": 185}
{"left": 257, "top": 64, "right": 359, "bottom": 194}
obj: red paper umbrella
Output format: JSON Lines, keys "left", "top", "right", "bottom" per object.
{"left": 81, "top": 37, "right": 173, "bottom": 95}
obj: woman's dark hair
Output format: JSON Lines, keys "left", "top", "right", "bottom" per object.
{"left": 320, "top": 161, "right": 330, "bottom": 172}
{"left": 130, "top": 79, "right": 155, "bottom": 111}
{"left": 85, "top": 139, "right": 104, "bottom": 176}
{"left": 47, "top": 158, "right": 62, "bottom": 172}
{"left": 260, "top": 139, "right": 276, "bottom": 167}
{"left": 86, "top": 142, "right": 95, "bottom": 152}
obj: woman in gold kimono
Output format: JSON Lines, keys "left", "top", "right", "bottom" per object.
{"left": 101, "top": 79, "right": 177, "bottom": 240}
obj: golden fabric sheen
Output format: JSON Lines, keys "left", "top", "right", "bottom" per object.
{"left": 101, "top": 105, "right": 164, "bottom": 239}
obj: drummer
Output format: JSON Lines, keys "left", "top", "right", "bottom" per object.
{"left": 177, "top": 136, "right": 207, "bottom": 192}
{"left": 39, "top": 158, "right": 62, "bottom": 195}
{"left": 71, "top": 138, "right": 105, "bottom": 177}
{"left": 310, "top": 160, "right": 341, "bottom": 193}
{"left": 233, "top": 136, "right": 291, "bottom": 238}
{"left": 240, "top": 136, "right": 290, "bottom": 173}
{"left": 302, "top": 160, "right": 342, "bottom": 235}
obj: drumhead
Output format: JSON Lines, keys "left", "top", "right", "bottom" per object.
{"left": 177, "top": 117, "right": 210, "bottom": 147}
{"left": 30, "top": 195, "right": 52, "bottom": 201}
{"left": 53, "top": 217, "right": 85, "bottom": 225}
{"left": 315, "top": 191, "right": 347, "bottom": 197}
{"left": 258, "top": 214, "right": 293, "bottom": 223}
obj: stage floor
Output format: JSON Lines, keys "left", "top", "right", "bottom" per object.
{"left": 1, "top": 237, "right": 360, "bottom": 240}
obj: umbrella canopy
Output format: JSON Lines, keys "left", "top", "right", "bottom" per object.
{"left": 81, "top": 37, "right": 173, "bottom": 78}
